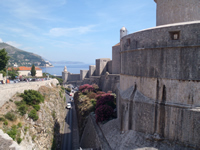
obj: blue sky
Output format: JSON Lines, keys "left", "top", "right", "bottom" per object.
{"left": 0, "top": 0, "right": 156, "bottom": 64}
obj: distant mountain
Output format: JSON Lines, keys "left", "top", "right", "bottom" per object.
{"left": 0, "top": 42, "right": 52, "bottom": 67}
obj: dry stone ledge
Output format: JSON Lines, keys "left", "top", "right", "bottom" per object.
{"left": 0, "top": 129, "right": 23, "bottom": 150}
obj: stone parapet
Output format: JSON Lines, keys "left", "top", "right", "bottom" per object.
{"left": 0, "top": 79, "right": 58, "bottom": 108}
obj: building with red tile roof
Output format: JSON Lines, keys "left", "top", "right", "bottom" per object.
{"left": 7, "top": 66, "right": 43, "bottom": 77}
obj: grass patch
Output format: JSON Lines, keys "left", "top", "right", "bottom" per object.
{"left": 4, "top": 112, "right": 17, "bottom": 121}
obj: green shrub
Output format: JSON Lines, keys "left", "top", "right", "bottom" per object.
{"left": 59, "top": 91, "right": 63, "bottom": 98}
{"left": 61, "top": 86, "right": 65, "bottom": 91}
{"left": 28, "top": 109, "right": 38, "bottom": 121}
{"left": 18, "top": 104, "right": 28, "bottom": 116}
{"left": 7, "top": 125, "right": 17, "bottom": 140}
{"left": 0, "top": 117, "right": 5, "bottom": 122}
{"left": 64, "top": 96, "right": 66, "bottom": 102}
{"left": 4, "top": 112, "right": 17, "bottom": 121}
{"left": 17, "top": 137, "right": 22, "bottom": 144}
{"left": 17, "top": 122, "right": 22, "bottom": 128}
{"left": 66, "top": 88, "right": 71, "bottom": 92}
{"left": 9, "top": 99, "right": 13, "bottom": 102}
{"left": 33, "top": 104, "right": 40, "bottom": 111}
{"left": 4, "top": 120, "right": 8, "bottom": 125}
{"left": 55, "top": 77, "right": 63, "bottom": 85}
{"left": 91, "top": 99, "right": 97, "bottom": 110}
{"left": 15, "top": 100, "right": 26, "bottom": 106}
{"left": 32, "top": 135, "right": 36, "bottom": 141}
{"left": 21, "top": 90, "right": 44, "bottom": 105}
{"left": 24, "top": 126, "right": 29, "bottom": 133}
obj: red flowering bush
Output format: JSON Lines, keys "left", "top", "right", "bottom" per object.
{"left": 92, "top": 84, "right": 99, "bottom": 91}
{"left": 79, "top": 84, "right": 95, "bottom": 94}
{"left": 96, "top": 93, "right": 115, "bottom": 109}
{"left": 95, "top": 105, "right": 114, "bottom": 122}
{"left": 87, "top": 92, "right": 97, "bottom": 99}
{"left": 95, "top": 91, "right": 106, "bottom": 101}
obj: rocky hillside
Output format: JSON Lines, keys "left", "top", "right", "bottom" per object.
{"left": 0, "top": 42, "right": 52, "bottom": 67}
{"left": 0, "top": 85, "right": 66, "bottom": 150}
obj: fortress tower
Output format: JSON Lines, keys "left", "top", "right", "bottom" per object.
{"left": 155, "top": 0, "right": 200, "bottom": 26}
{"left": 120, "top": 26, "right": 127, "bottom": 39}
{"left": 62, "top": 66, "right": 68, "bottom": 83}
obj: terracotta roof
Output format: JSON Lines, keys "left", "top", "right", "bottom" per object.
{"left": 8, "top": 66, "right": 42, "bottom": 71}
{"left": 113, "top": 42, "right": 120, "bottom": 47}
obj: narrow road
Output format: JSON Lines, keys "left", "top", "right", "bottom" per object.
{"left": 61, "top": 94, "right": 73, "bottom": 150}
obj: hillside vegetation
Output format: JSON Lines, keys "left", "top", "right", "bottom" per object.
{"left": 0, "top": 85, "right": 66, "bottom": 149}
{"left": 0, "top": 43, "right": 52, "bottom": 67}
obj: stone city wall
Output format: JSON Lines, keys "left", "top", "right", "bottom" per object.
{"left": 107, "top": 60, "right": 112, "bottom": 74}
{"left": 80, "top": 70, "right": 89, "bottom": 81}
{"left": 118, "top": 21, "right": 200, "bottom": 148}
{"left": 80, "top": 114, "right": 111, "bottom": 149}
{"left": 96, "top": 58, "right": 111, "bottom": 76}
{"left": 89, "top": 65, "right": 96, "bottom": 77}
{"left": 100, "top": 74, "right": 120, "bottom": 93}
{"left": 80, "top": 115, "right": 101, "bottom": 149}
{"left": 118, "top": 85, "right": 200, "bottom": 148}
{"left": 155, "top": 0, "right": 200, "bottom": 26}
{"left": 120, "top": 21, "right": 200, "bottom": 80}
{"left": 69, "top": 74, "right": 80, "bottom": 81}
{"left": 0, "top": 79, "right": 58, "bottom": 108}
{"left": 112, "top": 44, "right": 121, "bottom": 74}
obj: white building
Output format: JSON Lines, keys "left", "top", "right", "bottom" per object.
{"left": 8, "top": 66, "right": 43, "bottom": 77}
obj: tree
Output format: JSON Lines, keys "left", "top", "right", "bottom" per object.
{"left": 8, "top": 67, "right": 19, "bottom": 80}
{"left": 0, "top": 48, "right": 10, "bottom": 72}
{"left": 31, "top": 64, "right": 36, "bottom": 76}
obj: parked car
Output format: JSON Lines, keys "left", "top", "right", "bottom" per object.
{"left": 66, "top": 103, "right": 72, "bottom": 109}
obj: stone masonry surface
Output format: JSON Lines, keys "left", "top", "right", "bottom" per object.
{"left": 155, "top": 0, "right": 200, "bottom": 26}
{"left": 0, "top": 79, "right": 58, "bottom": 107}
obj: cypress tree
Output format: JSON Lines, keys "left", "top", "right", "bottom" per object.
{"left": 31, "top": 64, "right": 36, "bottom": 76}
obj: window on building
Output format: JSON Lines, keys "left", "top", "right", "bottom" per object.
{"left": 127, "top": 38, "right": 131, "bottom": 46}
{"left": 169, "top": 31, "right": 180, "bottom": 40}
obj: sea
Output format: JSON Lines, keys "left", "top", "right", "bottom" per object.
{"left": 40, "top": 64, "right": 92, "bottom": 76}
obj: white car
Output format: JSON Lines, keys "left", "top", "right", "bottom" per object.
{"left": 66, "top": 103, "right": 72, "bottom": 109}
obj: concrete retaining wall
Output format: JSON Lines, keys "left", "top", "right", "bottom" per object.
{"left": 0, "top": 79, "right": 58, "bottom": 108}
